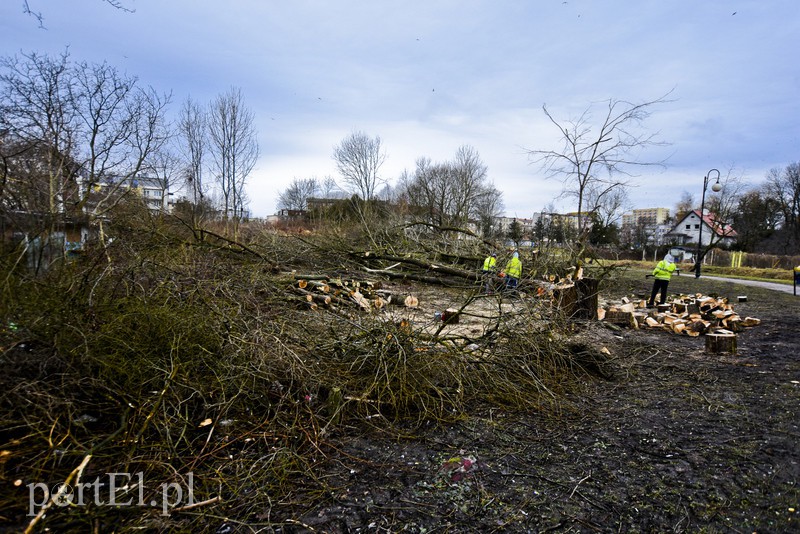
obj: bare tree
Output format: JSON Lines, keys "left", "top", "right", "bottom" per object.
{"left": 762, "top": 163, "right": 800, "bottom": 253}
{"left": 701, "top": 169, "right": 745, "bottom": 256}
{"left": 451, "top": 145, "right": 491, "bottom": 224}
{"left": 399, "top": 157, "right": 454, "bottom": 227}
{"left": 333, "top": 131, "right": 386, "bottom": 200}
{"left": 673, "top": 191, "right": 694, "bottom": 224}
{"left": 1, "top": 51, "right": 170, "bottom": 242}
{"left": 0, "top": 51, "right": 77, "bottom": 223}
{"left": 208, "top": 87, "right": 259, "bottom": 231}
{"left": 0, "top": 51, "right": 170, "bottom": 276}
{"left": 146, "top": 148, "right": 180, "bottom": 212}
{"left": 71, "top": 59, "right": 171, "bottom": 220}
{"left": 474, "top": 185, "right": 504, "bottom": 237}
{"left": 319, "top": 176, "right": 340, "bottom": 198}
{"left": 397, "top": 147, "right": 502, "bottom": 230}
{"left": 586, "top": 184, "right": 629, "bottom": 229}
{"left": 178, "top": 97, "right": 207, "bottom": 206}
{"left": 527, "top": 94, "right": 671, "bottom": 235}
{"left": 278, "top": 177, "right": 319, "bottom": 211}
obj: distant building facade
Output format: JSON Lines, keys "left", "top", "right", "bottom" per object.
{"left": 127, "top": 175, "right": 173, "bottom": 212}
{"left": 622, "top": 207, "right": 670, "bottom": 228}
{"left": 494, "top": 216, "right": 535, "bottom": 235}
{"left": 621, "top": 207, "right": 672, "bottom": 246}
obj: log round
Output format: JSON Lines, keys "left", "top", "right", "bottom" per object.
{"left": 705, "top": 332, "right": 737, "bottom": 354}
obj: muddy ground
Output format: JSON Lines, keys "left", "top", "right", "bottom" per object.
{"left": 272, "top": 272, "right": 800, "bottom": 533}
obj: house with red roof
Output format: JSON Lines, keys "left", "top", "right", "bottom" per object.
{"left": 666, "top": 209, "right": 737, "bottom": 248}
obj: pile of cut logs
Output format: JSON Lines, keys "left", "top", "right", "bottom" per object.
{"left": 290, "top": 274, "right": 419, "bottom": 311}
{"left": 598, "top": 293, "right": 761, "bottom": 354}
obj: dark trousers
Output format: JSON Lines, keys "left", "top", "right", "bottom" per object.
{"left": 482, "top": 271, "right": 495, "bottom": 293}
{"left": 649, "top": 279, "right": 669, "bottom": 305}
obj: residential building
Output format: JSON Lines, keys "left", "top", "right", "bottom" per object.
{"left": 622, "top": 207, "right": 670, "bottom": 228}
{"left": 666, "top": 209, "right": 737, "bottom": 248}
{"left": 276, "top": 208, "right": 305, "bottom": 220}
{"left": 127, "top": 175, "right": 173, "bottom": 212}
{"left": 494, "top": 216, "right": 535, "bottom": 235}
{"left": 651, "top": 223, "right": 674, "bottom": 246}
{"left": 621, "top": 207, "right": 671, "bottom": 246}
{"left": 306, "top": 197, "right": 340, "bottom": 212}
{"left": 79, "top": 174, "right": 173, "bottom": 214}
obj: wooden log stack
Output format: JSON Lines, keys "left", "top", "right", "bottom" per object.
{"left": 598, "top": 293, "right": 761, "bottom": 343}
{"left": 291, "top": 274, "right": 420, "bottom": 311}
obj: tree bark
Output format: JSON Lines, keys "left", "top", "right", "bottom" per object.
{"left": 575, "top": 278, "right": 599, "bottom": 320}
{"left": 705, "top": 332, "right": 737, "bottom": 354}
{"left": 362, "top": 252, "right": 478, "bottom": 280}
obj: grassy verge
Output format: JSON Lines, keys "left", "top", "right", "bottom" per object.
{"left": 600, "top": 260, "right": 795, "bottom": 283}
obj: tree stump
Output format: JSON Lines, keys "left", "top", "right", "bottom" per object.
{"left": 442, "top": 308, "right": 460, "bottom": 324}
{"left": 705, "top": 332, "right": 737, "bottom": 354}
{"left": 553, "top": 284, "right": 579, "bottom": 318}
{"left": 324, "top": 387, "right": 344, "bottom": 425}
{"left": 575, "top": 278, "right": 599, "bottom": 319}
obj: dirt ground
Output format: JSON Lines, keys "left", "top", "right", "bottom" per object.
{"left": 266, "top": 273, "right": 800, "bottom": 533}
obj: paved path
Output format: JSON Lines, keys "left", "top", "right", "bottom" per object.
{"left": 701, "top": 275, "right": 797, "bottom": 295}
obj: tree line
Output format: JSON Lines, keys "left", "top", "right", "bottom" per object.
{"left": 278, "top": 134, "right": 504, "bottom": 233}
{"left": 0, "top": 50, "right": 259, "bottom": 244}
{"left": 4, "top": 48, "right": 797, "bottom": 258}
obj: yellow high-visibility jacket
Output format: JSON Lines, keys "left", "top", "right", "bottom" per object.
{"left": 653, "top": 260, "right": 676, "bottom": 281}
{"left": 504, "top": 256, "right": 522, "bottom": 279}
{"left": 483, "top": 256, "right": 497, "bottom": 271}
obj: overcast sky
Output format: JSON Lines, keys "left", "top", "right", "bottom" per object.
{"left": 3, "top": 0, "right": 799, "bottom": 219}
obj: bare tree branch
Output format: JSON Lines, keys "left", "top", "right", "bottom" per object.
{"left": 527, "top": 93, "right": 673, "bottom": 235}
{"left": 333, "top": 131, "right": 386, "bottom": 200}
{"left": 208, "top": 87, "right": 259, "bottom": 234}
{"left": 22, "top": 0, "right": 134, "bottom": 27}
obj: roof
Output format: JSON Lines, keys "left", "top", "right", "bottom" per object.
{"left": 695, "top": 210, "right": 738, "bottom": 237}
{"left": 672, "top": 210, "right": 737, "bottom": 238}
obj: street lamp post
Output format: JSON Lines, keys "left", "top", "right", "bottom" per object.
{"left": 694, "top": 168, "right": 722, "bottom": 278}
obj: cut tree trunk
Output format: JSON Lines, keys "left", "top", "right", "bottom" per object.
{"left": 442, "top": 308, "right": 460, "bottom": 324}
{"left": 306, "top": 280, "right": 331, "bottom": 293}
{"left": 362, "top": 252, "right": 478, "bottom": 280}
{"left": 552, "top": 284, "right": 578, "bottom": 318}
{"left": 290, "top": 287, "right": 333, "bottom": 307}
{"left": 705, "top": 331, "right": 737, "bottom": 354}
{"left": 364, "top": 268, "right": 463, "bottom": 286}
{"left": 575, "top": 278, "right": 599, "bottom": 320}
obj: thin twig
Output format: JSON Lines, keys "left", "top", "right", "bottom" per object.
{"left": 170, "top": 495, "right": 222, "bottom": 514}
{"left": 568, "top": 471, "right": 591, "bottom": 499}
{"left": 24, "top": 454, "right": 92, "bottom": 534}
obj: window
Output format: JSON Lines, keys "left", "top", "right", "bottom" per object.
{"left": 685, "top": 225, "right": 690, "bottom": 229}
{"left": 695, "top": 224, "right": 700, "bottom": 229}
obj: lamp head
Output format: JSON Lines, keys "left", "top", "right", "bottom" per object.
{"left": 711, "top": 181, "right": 722, "bottom": 192}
